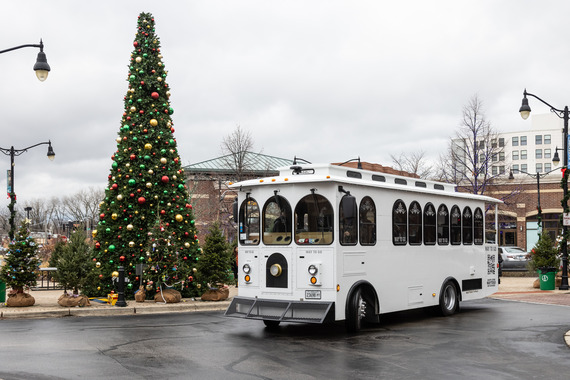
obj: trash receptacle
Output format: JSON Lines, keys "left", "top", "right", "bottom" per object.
{"left": 0, "top": 280, "right": 5, "bottom": 303}
{"left": 538, "top": 267, "right": 557, "bottom": 290}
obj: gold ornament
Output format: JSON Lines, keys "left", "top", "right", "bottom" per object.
{"left": 116, "top": 137, "right": 121, "bottom": 143}
{"left": 148, "top": 169, "right": 154, "bottom": 175}
{"left": 176, "top": 214, "right": 183, "bottom": 222}
{"left": 127, "top": 224, "right": 134, "bottom": 231}
{"left": 136, "top": 56, "right": 142, "bottom": 63}
{"left": 112, "top": 213, "right": 118, "bottom": 220}
{"left": 117, "top": 194, "right": 123, "bottom": 201}
{"left": 184, "top": 242, "right": 190, "bottom": 248}
{"left": 112, "top": 271, "right": 119, "bottom": 278}
{"left": 96, "top": 262, "right": 101, "bottom": 268}
{"left": 144, "top": 143, "right": 152, "bottom": 150}
{"left": 160, "top": 157, "right": 167, "bottom": 164}
{"left": 150, "top": 119, "right": 158, "bottom": 127}
{"left": 146, "top": 182, "right": 152, "bottom": 188}
{"left": 129, "top": 241, "right": 135, "bottom": 247}
{"left": 92, "top": 230, "right": 98, "bottom": 238}
{"left": 130, "top": 106, "right": 136, "bottom": 113}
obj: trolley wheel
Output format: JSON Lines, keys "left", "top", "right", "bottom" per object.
{"left": 346, "top": 287, "right": 366, "bottom": 333}
{"left": 439, "top": 281, "right": 459, "bottom": 316}
{"left": 263, "top": 320, "right": 280, "bottom": 329}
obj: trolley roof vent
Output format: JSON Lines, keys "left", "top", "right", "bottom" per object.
{"left": 372, "top": 174, "right": 386, "bottom": 182}
{"left": 346, "top": 170, "right": 362, "bottom": 179}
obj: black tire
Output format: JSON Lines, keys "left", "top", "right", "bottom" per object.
{"left": 263, "top": 320, "right": 280, "bottom": 329}
{"left": 346, "top": 287, "right": 366, "bottom": 333}
{"left": 439, "top": 281, "right": 459, "bottom": 316}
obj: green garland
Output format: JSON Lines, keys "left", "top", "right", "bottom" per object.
{"left": 7, "top": 191, "right": 16, "bottom": 241}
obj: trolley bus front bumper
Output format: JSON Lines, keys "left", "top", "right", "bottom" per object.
{"left": 225, "top": 296, "right": 335, "bottom": 324}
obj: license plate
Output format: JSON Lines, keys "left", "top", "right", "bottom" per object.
{"left": 305, "top": 290, "right": 321, "bottom": 300}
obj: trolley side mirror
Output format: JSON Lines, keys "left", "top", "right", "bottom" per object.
{"left": 232, "top": 198, "right": 238, "bottom": 223}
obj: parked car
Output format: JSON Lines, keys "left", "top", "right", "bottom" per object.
{"left": 498, "top": 246, "right": 529, "bottom": 271}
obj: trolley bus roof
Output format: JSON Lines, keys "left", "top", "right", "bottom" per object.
{"left": 229, "top": 163, "right": 503, "bottom": 204}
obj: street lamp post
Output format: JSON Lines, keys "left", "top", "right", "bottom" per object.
{"left": 519, "top": 89, "right": 569, "bottom": 290}
{"left": 0, "top": 142, "right": 55, "bottom": 240}
{"left": 0, "top": 39, "right": 51, "bottom": 81}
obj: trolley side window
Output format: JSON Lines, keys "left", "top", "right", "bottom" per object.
{"left": 437, "top": 204, "right": 449, "bottom": 245}
{"left": 450, "top": 205, "right": 461, "bottom": 245}
{"left": 340, "top": 194, "right": 357, "bottom": 246}
{"left": 239, "top": 197, "right": 260, "bottom": 245}
{"left": 262, "top": 194, "right": 292, "bottom": 245}
{"left": 474, "top": 207, "right": 484, "bottom": 245}
{"left": 409, "top": 201, "right": 422, "bottom": 246}
{"left": 359, "top": 196, "right": 376, "bottom": 246}
{"left": 295, "top": 193, "right": 333, "bottom": 245}
{"left": 462, "top": 206, "right": 473, "bottom": 245}
{"left": 424, "top": 202, "right": 436, "bottom": 245}
{"left": 392, "top": 199, "right": 407, "bottom": 245}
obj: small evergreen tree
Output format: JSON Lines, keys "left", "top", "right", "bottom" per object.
{"left": 528, "top": 233, "right": 560, "bottom": 272}
{"left": 197, "top": 222, "right": 232, "bottom": 290}
{"left": 0, "top": 221, "right": 41, "bottom": 293}
{"left": 52, "top": 230, "right": 97, "bottom": 295}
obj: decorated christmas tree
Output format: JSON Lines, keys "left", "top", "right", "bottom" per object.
{"left": 92, "top": 12, "right": 200, "bottom": 298}
{"left": 0, "top": 221, "right": 41, "bottom": 293}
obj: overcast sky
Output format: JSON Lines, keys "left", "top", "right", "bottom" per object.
{"left": 1, "top": 0, "right": 569, "bottom": 208}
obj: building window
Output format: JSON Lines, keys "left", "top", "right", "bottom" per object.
{"left": 545, "top": 163, "right": 552, "bottom": 172}
{"left": 521, "top": 164, "right": 527, "bottom": 172}
{"left": 359, "top": 196, "right": 376, "bottom": 246}
{"left": 408, "top": 201, "right": 422, "bottom": 246}
{"left": 536, "top": 149, "right": 542, "bottom": 159}
{"left": 521, "top": 150, "right": 527, "bottom": 160}
{"left": 492, "top": 154, "right": 498, "bottom": 162}
{"left": 499, "top": 152, "right": 505, "bottom": 161}
{"left": 512, "top": 136, "right": 519, "bottom": 146}
{"left": 512, "top": 151, "right": 519, "bottom": 160}
{"left": 392, "top": 200, "right": 407, "bottom": 245}
{"left": 424, "top": 203, "right": 436, "bottom": 245}
{"left": 536, "top": 135, "right": 542, "bottom": 145}
{"left": 545, "top": 149, "right": 551, "bottom": 159}
{"left": 512, "top": 164, "right": 519, "bottom": 173}
{"left": 499, "top": 138, "right": 505, "bottom": 147}
{"left": 536, "top": 163, "right": 543, "bottom": 173}
{"left": 521, "top": 136, "right": 527, "bottom": 146}
{"left": 492, "top": 166, "right": 498, "bottom": 175}
{"left": 499, "top": 166, "right": 505, "bottom": 174}
{"left": 437, "top": 204, "right": 449, "bottom": 245}
{"left": 545, "top": 134, "right": 551, "bottom": 144}
{"left": 450, "top": 205, "right": 461, "bottom": 245}
{"left": 492, "top": 139, "right": 497, "bottom": 149}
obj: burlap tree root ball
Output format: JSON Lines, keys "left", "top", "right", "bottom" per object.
{"left": 154, "top": 288, "right": 181, "bottom": 303}
{"left": 6, "top": 292, "right": 35, "bottom": 307}
{"left": 58, "top": 293, "right": 91, "bottom": 307}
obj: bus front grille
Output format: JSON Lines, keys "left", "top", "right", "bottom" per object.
{"left": 225, "top": 296, "right": 334, "bottom": 324}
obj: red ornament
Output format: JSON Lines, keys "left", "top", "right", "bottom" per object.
{"left": 138, "top": 197, "right": 146, "bottom": 204}
{"left": 120, "top": 255, "right": 125, "bottom": 262}
{"left": 130, "top": 154, "right": 136, "bottom": 160}
{"left": 111, "top": 184, "right": 118, "bottom": 190}
{"left": 161, "top": 176, "right": 169, "bottom": 183}
{"left": 133, "top": 41, "right": 138, "bottom": 47}
{"left": 151, "top": 92, "right": 159, "bottom": 99}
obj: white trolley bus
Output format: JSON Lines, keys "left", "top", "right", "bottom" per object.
{"left": 225, "top": 162, "right": 501, "bottom": 331}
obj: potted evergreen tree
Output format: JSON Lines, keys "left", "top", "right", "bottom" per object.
{"left": 528, "top": 233, "right": 560, "bottom": 290}
{"left": 0, "top": 221, "right": 40, "bottom": 307}
{"left": 52, "top": 229, "right": 97, "bottom": 307}
{"left": 198, "top": 222, "right": 232, "bottom": 301}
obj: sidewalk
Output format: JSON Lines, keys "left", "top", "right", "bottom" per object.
{"left": 0, "top": 286, "right": 236, "bottom": 320}
{"left": 492, "top": 276, "right": 570, "bottom": 307}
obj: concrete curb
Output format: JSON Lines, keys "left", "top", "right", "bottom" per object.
{"left": 0, "top": 299, "right": 231, "bottom": 320}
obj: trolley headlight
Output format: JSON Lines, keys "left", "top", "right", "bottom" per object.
{"left": 242, "top": 264, "right": 251, "bottom": 274}
{"left": 270, "top": 263, "right": 282, "bottom": 277}
{"left": 308, "top": 264, "right": 318, "bottom": 276}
